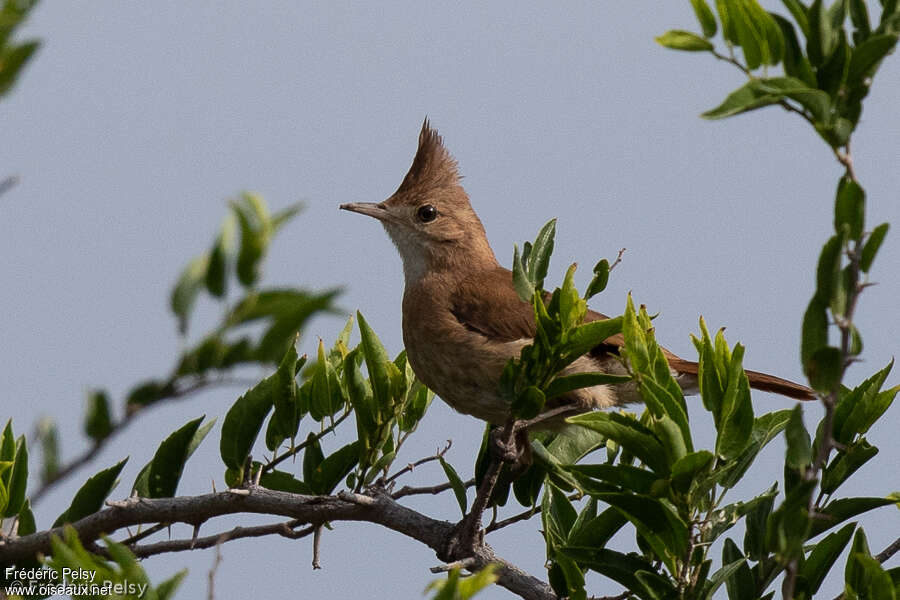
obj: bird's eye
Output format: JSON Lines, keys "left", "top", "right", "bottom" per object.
{"left": 417, "top": 204, "right": 438, "bottom": 223}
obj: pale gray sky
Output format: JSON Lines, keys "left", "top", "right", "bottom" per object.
{"left": 3, "top": 2, "right": 898, "bottom": 598}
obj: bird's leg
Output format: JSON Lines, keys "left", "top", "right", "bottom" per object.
{"left": 439, "top": 420, "right": 520, "bottom": 563}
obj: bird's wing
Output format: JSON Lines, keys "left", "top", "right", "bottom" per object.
{"left": 450, "top": 266, "right": 623, "bottom": 354}
{"left": 450, "top": 266, "right": 538, "bottom": 341}
{"left": 449, "top": 266, "right": 813, "bottom": 401}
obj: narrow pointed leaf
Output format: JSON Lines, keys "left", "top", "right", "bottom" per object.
{"left": 54, "top": 458, "right": 128, "bottom": 526}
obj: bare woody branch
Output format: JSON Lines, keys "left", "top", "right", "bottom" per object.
{"left": 1, "top": 487, "right": 556, "bottom": 600}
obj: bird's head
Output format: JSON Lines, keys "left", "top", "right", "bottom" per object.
{"left": 341, "top": 120, "right": 497, "bottom": 283}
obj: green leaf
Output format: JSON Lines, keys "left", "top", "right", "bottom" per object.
{"left": 655, "top": 29, "right": 715, "bottom": 51}
{"left": 545, "top": 372, "right": 630, "bottom": 399}
{"left": 752, "top": 77, "right": 832, "bottom": 121}
{"left": 848, "top": 0, "right": 871, "bottom": 40}
{"left": 302, "top": 433, "right": 324, "bottom": 483}
{"left": 714, "top": 410, "right": 792, "bottom": 490}
{"left": 701, "top": 554, "right": 749, "bottom": 600}
{"left": 835, "top": 360, "right": 896, "bottom": 443}
{"left": 308, "top": 441, "right": 360, "bottom": 495}
{"left": 36, "top": 417, "right": 60, "bottom": 483}
{"left": 733, "top": 4, "right": 765, "bottom": 69}
{"left": 785, "top": 404, "right": 812, "bottom": 470}
{"left": 801, "top": 522, "right": 856, "bottom": 595}
{"left": 781, "top": 0, "right": 810, "bottom": 36}
{"left": 220, "top": 377, "right": 275, "bottom": 470}
{"left": 17, "top": 499, "right": 36, "bottom": 536}
{"left": 543, "top": 483, "right": 578, "bottom": 546}
{"left": 808, "top": 0, "right": 837, "bottom": 66}
{"left": 259, "top": 469, "right": 313, "bottom": 494}
{"left": 811, "top": 496, "right": 898, "bottom": 537}
{"left": 846, "top": 527, "right": 873, "bottom": 591}
{"left": 357, "top": 311, "right": 391, "bottom": 412}
{"left": 773, "top": 14, "right": 817, "bottom": 86}
{"left": 511, "top": 244, "right": 533, "bottom": 302}
{"left": 512, "top": 385, "right": 545, "bottom": 420}
{"left": 84, "top": 389, "right": 113, "bottom": 442}
{"left": 157, "top": 570, "right": 188, "bottom": 600}
{"left": 546, "top": 426, "right": 606, "bottom": 465}
{"left": 0, "top": 40, "right": 39, "bottom": 98}
{"left": 568, "top": 412, "right": 670, "bottom": 475}
{"left": 822, "top": 438, "right": 878, "bottom": 495}
{"left": 270, "top": 202, "right": 303, "bottom": 234}
{"left": 848, "top": 552, "right": 895, "bottom": 600}
{"left": 528, "top": 218, "right": 556, "bottom": 290}
{"left": 568, "top": 463, "right": 658, "bottom": 495}
{"left": 861, "top": 222, "right": 889, "bottom": 272}
{"left": 849, "top": 33, "right": 898, "bottom": 84}
{"left": 801, "top": 296, "right": 829, "bottom": 369}
{"left": 767, "top": 480, "right": 815, "bottom": 562}
{"left": 400, "top": 380, "right": 433, "bottom": 432}
{"left": 566, "top": 506, "right": 628, "bottom": 549}
{"left": 835, "top": 177, "right": 865, "bottom": 241}
{"left": 170, "top": 254, "right": 209, "bottom": 334}
{"left": 591, "top": 492, "right": 688, "bottom": 574}
{"left": 716, "top": 0, "right": 740, "bottom": 44}
{"left": 560, "top": 316, "right": 623, "bottom": 366}
{"left": 146, "top": 416, "right": 212, "bottom": 498}
{"left": 54, "top": 458, "right": 128, "bottom": 526}
{"left": 532, "top": 439, "right": 583, "bottom": 493}
{"left": 584, "top": 258, "right": 610, "bottom": 299}
{"left": 705, "top": 490, "right": 779, "bottom": 544}
{"left": 561, "top": 547, "right": 672, "bottom": 600}
{"left": 715, "top": 344, "right": 754, "bottom": 460}
{"left": 267, "top": 340, "right": 303, "bottom": 450}
{"left": 205, "top": 214, "right": 235, "bottom": 298}
{"left": 691, "top": 0, "right": 718, "bottom": 37}
{"left": 743, "top": 484, "right": 777, "bottom": 560}
{"left": 701, "top": 80, "right": 782, "bottom": 120}
{"left": 670, "top": 450, "right": 715, "bottom": 495}
{"left": 722, "top": 539, "right": 755, "bottom": 600}
{"left": 3, "top": 436, "right": 27, "bottom": 518}
{"left": 232, "top": 192, "right": 270, "bottom": 287}
{"left": 439, "top": 457, "right": 468, "bottom": 516}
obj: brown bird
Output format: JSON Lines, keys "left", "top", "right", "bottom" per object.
{"left": 341, "top": 120, "right": 813, "bottom": 429}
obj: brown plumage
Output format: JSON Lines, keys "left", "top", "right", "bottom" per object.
{"left": 341, "top": 120, "right": 814, "bottom": 428}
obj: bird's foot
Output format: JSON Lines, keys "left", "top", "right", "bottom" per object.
{"left": 438, "top": 519, "right": 484, "bottom": 563}
{"left": 489, "top": 426, "right": 530, "bottom": 464}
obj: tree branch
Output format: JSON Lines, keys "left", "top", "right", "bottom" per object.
{"left": 30, "top": 376, "right": 252, "bottom": 504}
{"left": 1, "top": 487, "right": 556, "bottom": 600}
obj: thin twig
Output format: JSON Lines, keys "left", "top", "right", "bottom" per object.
{"left": 0, "top": 175, "right": 19, "bottom": 198}
{"left": 383, "top": 440, "right": 452, "bottom": 485}
{"left": 607, "top": 248, "right": 626, "bottom": 273}
{"left": 486, "top": 505, "right": 541, "bottom": 533}
{"left": 125, "top": 521, "right": 315, "bottom": 558}
{"left": 207, "top": 539, "right": 223, "bottom": 600}
{"left": 448, "top": 420, "right": 517, "bottom": 559}
{"left": 263, "top": 410, "right": 351, "bottom": 473}
{"left": 3, "top": 488, "right": 555, "bottom": 600}
{"left": 515, "top": 405, "right": 583, "bottom": 432}
{"left": 391, "top": 478, "right": 475, "bottom": 500}
{"left": 875, "top": 535, "right": 900, "bottom": 564}
{"left": 30, "top": 376, "right": 251, "bottom": 504}
{"left": 430, "top": 557, "right": 478, "bottom": 573}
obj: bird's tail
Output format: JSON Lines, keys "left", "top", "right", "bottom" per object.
{"left": 668, "top": 358, "right": 815, "bottom": 401}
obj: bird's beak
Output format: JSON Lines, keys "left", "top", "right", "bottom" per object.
{"left": 339, "top": 201, "right": 390, "bottom": 222}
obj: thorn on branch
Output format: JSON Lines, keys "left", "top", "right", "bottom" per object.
{"left": 430, "top": 557, "right": 478, "bottom": 573}
{"left": 382, "top": 439, "right": 453, "bottom": 486}
{"left": 312, "top": 524, "right": 323, "bottom": 570}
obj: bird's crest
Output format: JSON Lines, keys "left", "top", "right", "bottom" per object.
{"left": 395, "top": 118, "right": 460, "bottom": 196}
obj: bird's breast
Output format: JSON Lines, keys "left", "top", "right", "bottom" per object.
{"left": 401, "top": 292, "right": 521, "bottom": 424}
